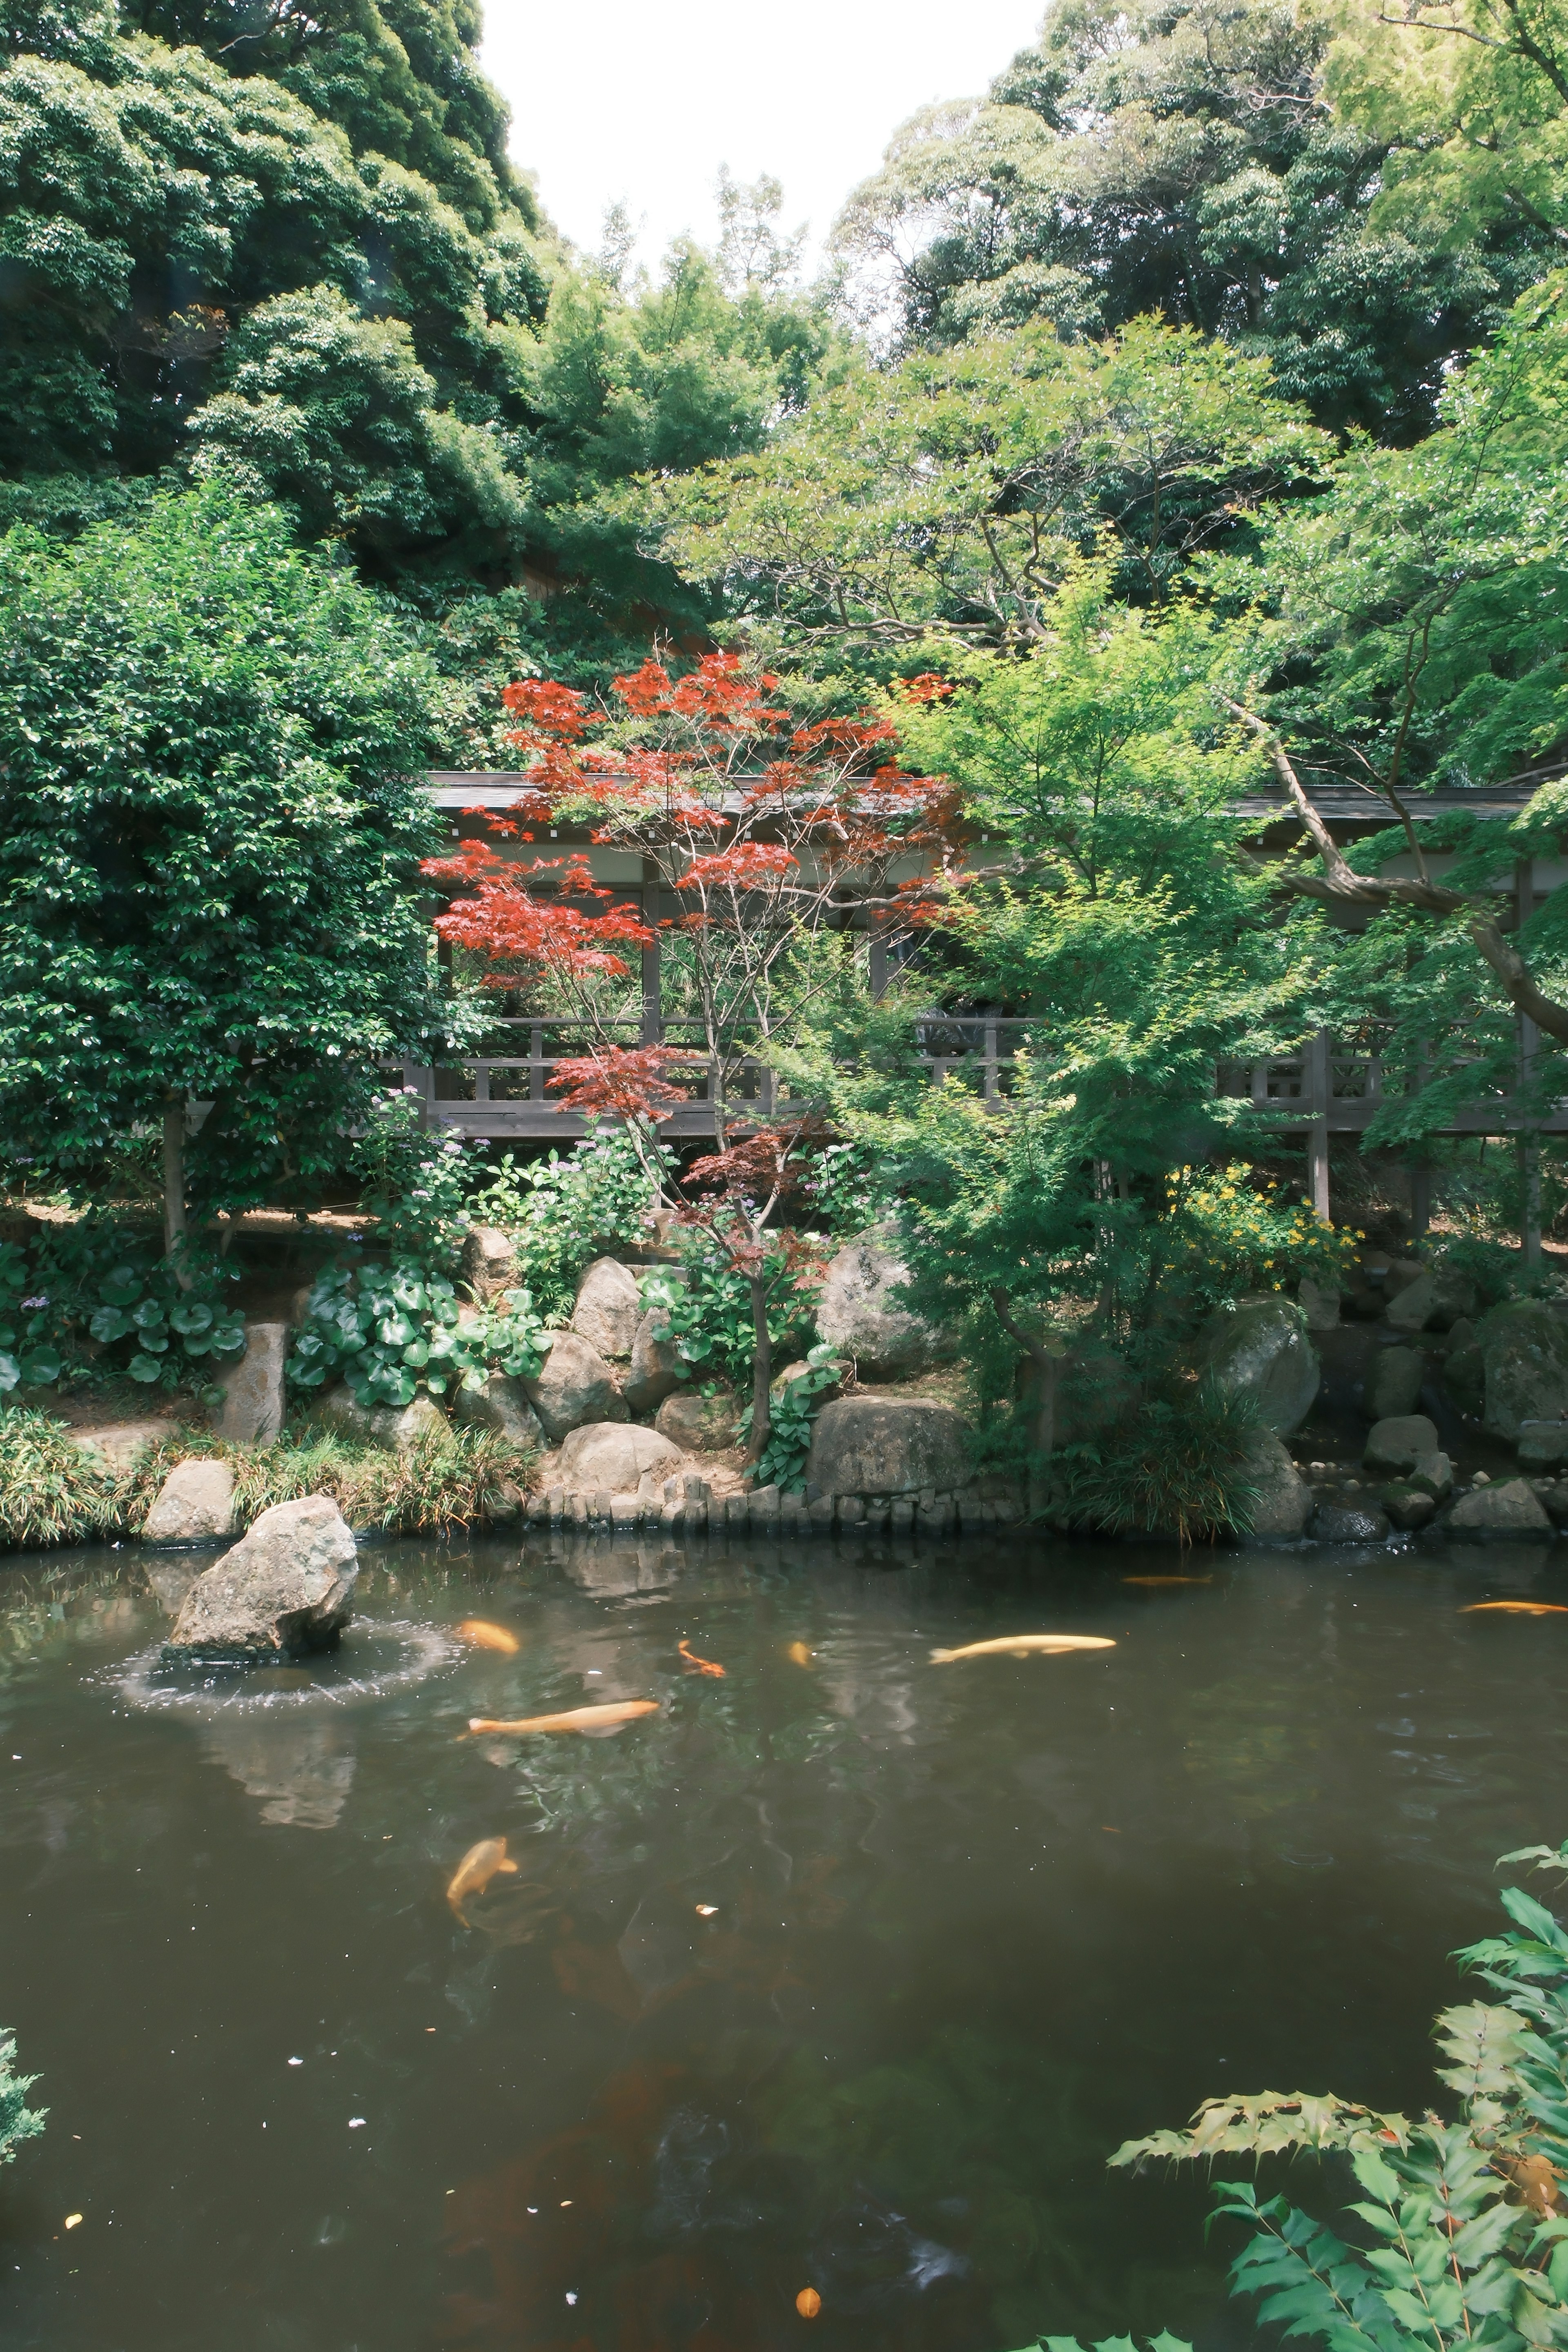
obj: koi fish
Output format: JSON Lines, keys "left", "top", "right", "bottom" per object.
{"left": 457, "top": 1619, "right": 520, "bottom": 1653}
{"left": 466, "top": 1701, "right": 660, "bottom": 1736}
{"left": 679, "top": 1638, "right": 725, "bottom": 1677}
{"left": 796, "top": 2288, "right": 822, "bottom": 2318}
{"left": 446, "top": 1836, "right": 517, "bottom": 1922}
{"left": 1461, "top": 1601, "right": 1568, "bottom": 1617}
{"left": 930, "top": 1633, "right": 1116, "bottom": 1662}
{"left": 1123, "top": 1575, "right": 1212, "bottom": 1587}
{"left": 786, "top": 1642, "right": 813, "bottom": 1666}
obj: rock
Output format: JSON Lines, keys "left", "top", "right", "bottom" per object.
{"left": 1409, "top": 1450, "right": 1454, "bottom": 1501}
{"left": 1363, "top": 1414, "right": 1440, "bottom": 1474}
{"left": 1311, "top": 1500, "right": 1391, "bottom": 1544}
{"left": 772, "top": 1358, "right": 842, "bottom": 1405}
{"left": 623, "top": 1309, "right": 684, "bottom": 1414}
{"left": 317, "top": 1386, "right": 449, "bottom": 1451}
{"left": 1382, "top": 1483, "right": 1437, "bottom": 1531}
{"left": 1366, "top": 1346, "right": 1425, "bottom": 1422}
{"left": 1481, "top": 1302, "right": 1568, "bottom": 1440}
{"left": 215, "top": 1321, "right": 287, "bottom": 1446}
{"left": 1447, "top": 1477, "right": 1553, "bottom": 1536}
{"left": 1194, "top": 1298, "right": 1320, "bottom": 1434}
{"left": 806, "top": 1397, "right": 971, "bottom": 1498}
{"left": 1444, "top": 1341, "right": 1485, "bottom": 1416}
{"left": 815, "top": 1229, "right": 946, "bottom": 1382}
{"left": 570, "top": 1259, "right": 642, "bottom": 1361}
{"left": 1298, "top": 1277, "right": 1341, "bottom": 1332}
{"left": 1444, "top": 1317, "right": 1477, "bottom": 1356}
{"left": 1532, "top": 1481, "right": 1568, "bottom": 1526}
{"left": 556, "top": 1422, "right": 684, "bottom": 1494}
{"left": 1242, "top": 1434, "right": 1312, "bottom": 1538}
{"left": 523, "top": 1331, "right": 627, "bottom": 1443}
{"left": 654, "top": 1389, "right": 742, "bottom": 1452}
{"left": 142, "top": 1457, "right": 239, "bottom": 1544}
{"left": 1517, "top": 1421, "right": 1568, "bottom": 1470}
{"left": 1386, "top": 1272, "right": 1438, "bottom": 1334}
{"left": 71, "top": 1419, "right": 174, "bottom": 1470}
{"left": 1431, "top": 1267, "right": 1479, "bottom": 1329}
{"left": 462, "top": 1226, "right": 517, "bottom": 1302}
{"left": 165, "top": 1496, "right": 357, "bottom": 1660}
{"left": 452, "top": 1376, "right": 544, "bottom": 1446}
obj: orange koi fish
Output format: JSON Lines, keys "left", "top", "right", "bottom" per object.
{"left": 786, "top": 1642, "right": 813, "bottom": 1666}
{"left": 457, "top": 1619, "right": 521, "bottom": 1654}
{"left": 679, "top": 1639, "right": 725, "bottom": 1678}
{"left": 467, "top": 1701, "right": 660, "bottom": 1736}
{"left": 1461, "top": 1601, "right": 1568, "bottom": 1617}
{"left": 446, "top": 1836, "right": 517, "bottom": 1922}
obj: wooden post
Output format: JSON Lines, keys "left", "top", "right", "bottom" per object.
{"left": 1410, "top": 1164, "right": 1431, "bottom": 1244}
{"left": 869, "top": 935, "right": 889, "bottom": 1000}
{"left": 1307, "top": 1029, "right": 1331, "bottom": 1222}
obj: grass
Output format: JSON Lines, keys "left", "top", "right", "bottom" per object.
{"left": 1053, "top": 1381, "right": 1265, "bottom": 1545}
{"left": 0, "top": 1408, "right": 538, "bottom": 1549}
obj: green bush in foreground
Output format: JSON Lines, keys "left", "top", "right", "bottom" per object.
{"left": 1113, "top": 1842, "right": 1568, "bottom": 2348}
{"left": 0, "top": 1410, "right": 537, "bottom": 1547}
{"left": 0, "top": 2030, "right": 44, "bottom": 2166}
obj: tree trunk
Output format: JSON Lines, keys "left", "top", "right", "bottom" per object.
{"left": 162, "top": 1092, "right": 188, "bottom": 1267}
{"left": 748, "top": 1273, "right": 772, "bottom": 1465}
{"left": 989, "top": 1286, "right": 1057, "bottom": 1455}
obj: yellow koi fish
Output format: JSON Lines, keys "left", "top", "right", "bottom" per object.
{"left": 446, "top": 1836, "right": 517, "bottom": 1922}
{"left": 1123, "top": 1575, "right": 1212, "bottom": 1587}
{"left": 457, "top": 1619, "right": 521, "bottom": 1653}
{"left": 1461, "top": 1601, "right": 1568, "bottom": 1617}
{"left": 466, "top": 1700, "right": 661, "bottom": 1735}
{"left": 930, "top": 1634, "right": 1117, "bottom": 1663}
{"left": 786, "top": 1642, "right": 813, "bottom": 1666}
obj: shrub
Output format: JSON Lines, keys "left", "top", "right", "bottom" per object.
{"left": 472, "top": 1128, "right": 668, "bottom": 1320}
{"left": 1161, "top": 1164, "right": 1359, "bottom": 1314}
{"left": 747, "top": 1345, "right": 842, "bottom": 1493}
{"left": 0, "top": 1227, "right": 245, "bottom": 1402}
{"left": 0, "top": 1408, "right": 122, "bottom": 1547}
{"left": 1054, "top": 1382, "right": 1264, "bottom": 1544}
{"left": 0, "top": 2030, "right": 44, "bottom": 2166}
{"left": 1114, "top": 1840, "right": 1568, "bottom": 2347}
{"left": 287, "top": 1257, "right": 548, "bottom": 1410}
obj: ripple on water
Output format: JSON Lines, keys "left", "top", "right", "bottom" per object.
{"left": 108, "top": 1619, "right": 457, "bottom": 1717}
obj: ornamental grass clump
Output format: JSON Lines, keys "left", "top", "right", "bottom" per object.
{"left": 127, "top": 1425, "right": 536, "bottom": 1537}
{"left": 1055, "top": 1382, "right": 1264, "bottom": 1545}
{"left": 0, "top": 1408, "right": 122, "bottom": 1548}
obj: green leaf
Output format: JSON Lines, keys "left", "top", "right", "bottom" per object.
{"left": 169, "top": 1301, "right": 214, "bottom": 1335}
{"left": 130, "top": 1296, "right": 167, "bottom": 1332}
{"left": 0, "top": 1353, "right": 20, "bottom": 1394}
{"left": 127, "top": 1352, "right": 163, "bottom": 1383}
{"left": 89, "top": 1305, "right": 132, "bottom": 1343}
{"left": 18, "top": 1348, "right": 60, "bottom": 1385}
{"left": 99, "top": 1268, "right": 143, "bottom": 1307}
{"left": 378, "top": 1312, "right": 417, "bottom": 1349}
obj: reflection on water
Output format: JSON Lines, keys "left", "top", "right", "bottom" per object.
{"left": 1, "top": 1528, "right": 1567, "bottom": 2351}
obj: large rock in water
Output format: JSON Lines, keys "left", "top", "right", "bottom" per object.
{"left": 1448, "top": 1478, "right": 1553, "bottom": 1537}
{"left": 523, "top": 1332, "right": 627, "bottom": 1443}
{"left": 815, "top": 1230, "right": 945, "bottom": 1382}
{"left": 143, "top": 1458, "right": 238, "bottom": 1544}
{"left": 215, "top": 1321, "right": 287, "bottom": 1446}
{"left": 1240, "top": 1435, "right": 1312, "bottom": 1539}
{"left": 1481, "top": 1303, "right": 1568, "bottom": 1441}
{"left": 1367, "top": 1345, "right": 1425, "bottom": 1423}
{"left": 806, "top": 1397, "right": 971, "bottom": 1497}
{"left": 622, "top": 1309, "right": 684, "bottom": 1414}
{"left": 165, "top": 1497, "right": 358, "bottom": 1661}
{"left": 1363, "top": 1414, "right": 1439, "bottom": 1474}
{"left": 571, "top": 1259, "right": 642, "bottom": 1362}
{"left": 1194, "top": 1299, "right": 1319, "bottom": 1434}
{"left": 556, "top": 1422, "right": 684, "bottom": 1494}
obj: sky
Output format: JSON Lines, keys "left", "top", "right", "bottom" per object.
{"left": 480, "top": 0, "right": 1043, "bottom": 275}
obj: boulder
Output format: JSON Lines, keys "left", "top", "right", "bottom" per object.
{"left": 1386, "top": 1272, "right": 1438, "bottom": 1334}
{"left": 815, "top": 1230, "right": 945, "bottom": 1381}
{"left": 1409, "top": 1450, "right": 1454, "bottom": 1501}
{"left": 1311, "top": 1500, "right": 1391, "bottom": 1544}
{"left": 1517, "top": 1421, "right": 1568, "bottom": 1470}
{"left": 215, "top": 1321, "right": 287, "bottom": 1446}
{"left": 165, "top": 1496, "right": 357, "bottom": 1660}
{"left": 453, "top": 1376, "right": 544, "bottom": 1447}
{"left": 1363, "top": 1414, "right": 1439, "bottom": 1475}
{"left": 772, "top": 1358, "right": 842, "bottom": 1405}
{"left": 462, "top": 1226, "right": 518, "bottom": 1303}
{"left": 622, "top": 1309, "right": 684, "bottom": 1414}
{"left": 806, "top": 1397, "right": 971, "bottom": 1497}
{"left": 1444, "top": 1340, "right": 1485, "bottom": 1417}
{"left": 72, "top": 1419, "right": 174, "bottom": 1470}
{"left": 1448, "top": 1477, "right": 1553, "bottom": 1537}
{"left": 1366, "top": 1346, "right": 1425, "bottom": 1422}
{"left": 142, "top": 1457, "right": 239, "bottom": 1544}
{"left": 570, "top": 1259, "right": 643, "bottom": 1362}
{"left": 1298, "top": 1277, "right": 1341, "bottom": 1333}
{"left": 523, "top": 1331, "right": 627, "bottom": 1443}
{"left": 1241, "top": 1434, "right": 1312, "bottom": 1539}
{"left": 1481, "top": 1302, "right": 1568, "bottom": 1441}
{"left": 317, "top": 1387, "right": 449, "bottom": 1451}
{"left": 1382, "top": 1484, "right": 1437, "bottom": 1531}
{"left": 654, "top": 1388, "right": 742, "bottom": 1452}
{"left": 556, "top": 1422, "right": 684, "bottom": 1494}
{"left": 1194, "top": 1298, "right": 1320, "bottom": 1434}
{"left": 1431, "top": 1267, "right": 1479, "bottom": 1330}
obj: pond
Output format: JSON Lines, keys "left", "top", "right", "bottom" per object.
{"left": 1, "top": 1525, "right": 1565, "bottom": 2352}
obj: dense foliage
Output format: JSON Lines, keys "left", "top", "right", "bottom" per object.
{"left": 0, "top": 2028, "right": 44, "bottom": 2165}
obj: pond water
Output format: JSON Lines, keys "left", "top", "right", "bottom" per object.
{"left": 2, "top": 1525, "right": 1566, "bottom": 2352}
